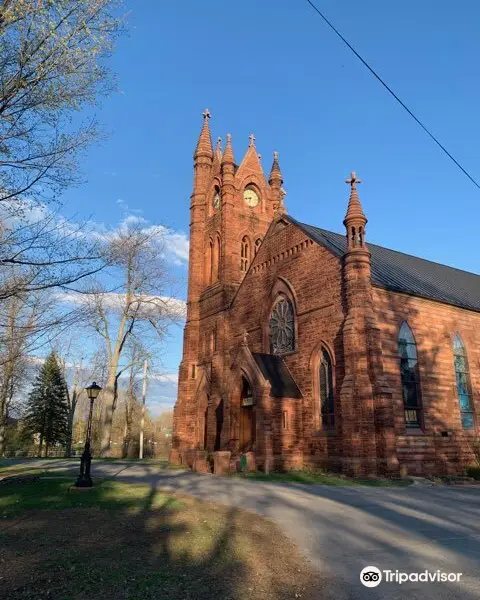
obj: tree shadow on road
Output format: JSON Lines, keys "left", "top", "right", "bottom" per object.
{"left": 111, "top": 468, "right": 480, "bottom": 600}
{"left": 0, "top": 479, "right": 323, "bottom": 600}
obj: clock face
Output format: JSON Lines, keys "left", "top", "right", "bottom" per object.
{"left": 244, "top": 187, "right": 259, "bottom": 208}
{"left": 213, "top": 191, "right": 220, "bottom": 209}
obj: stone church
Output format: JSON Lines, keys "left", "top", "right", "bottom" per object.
{"left": 170, "top": 111, "right": 480, "bottom": 477}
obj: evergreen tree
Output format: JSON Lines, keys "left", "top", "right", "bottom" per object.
{"left": 23, "top": 352, "right": 69, "bottom": 457}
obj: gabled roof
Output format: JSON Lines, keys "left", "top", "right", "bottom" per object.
{"left": 252, "top": 353, "right": 302, "bottom": 399}
{"left": 289, "top": 217, "right": 480, "bottom": 313}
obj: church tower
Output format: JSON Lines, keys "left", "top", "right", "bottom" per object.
{"left": 172, "top": 111, "right": 284, "bottom": 455}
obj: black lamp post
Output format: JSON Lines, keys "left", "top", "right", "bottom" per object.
{"left": 75, "top": 381, "right": 102, "bottom": 488}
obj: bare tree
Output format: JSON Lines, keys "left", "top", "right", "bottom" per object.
{"left": 0, "top": 265, "right": 92, "bottom": 456}
{"left": 0, "top": 205, "right": 105, "bottom": 301}
{"left": 0, "top": 292, "right": 44, "bottom": 455}
{"left": 0, "top": 0, "right": 123, "bottom": 208}
{"left": 79, "top": 223, "right": 184, "bottom": 455}
{"left": 122, "top": 340, "right": 149, "bottom": 457}
{"left": 55, "top": 340, "right": 86, "bottom": 457}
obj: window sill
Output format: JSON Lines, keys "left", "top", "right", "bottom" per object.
{"left": 272, "top": 350, "right": 297, "bottom": 358}
{"left": 459, "top": 428, "right": 477, "bottom": 436}
{"left": 405, "top": 428, "right": 425, "bottom": 436}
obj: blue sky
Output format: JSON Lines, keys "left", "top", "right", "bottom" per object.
{"left": 59, "top": 0, "right": 480, "bottom": 413}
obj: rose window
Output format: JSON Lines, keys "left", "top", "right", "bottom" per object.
{"left": 269, "top": 296, "right": 295, "bottom": 354}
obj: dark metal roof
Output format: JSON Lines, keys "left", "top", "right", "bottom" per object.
{"left": 289, "top": 217, "right": 480, "bottom": 313}
{"left": 252, "top": 353, "right": 302, "bottom": 399}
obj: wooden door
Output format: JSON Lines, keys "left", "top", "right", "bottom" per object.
{"left": 240, "top": 406, "right": 255, "bottom": 448}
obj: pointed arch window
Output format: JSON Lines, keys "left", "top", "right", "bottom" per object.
{"left": 453, "top": 334, "right": 474, "bottom": 429}
{"left": 254, "top": 238, "right": 262, "bottom": 255}
{"left": 214, "top": 235, "right": 221, "bottom": 281}
{"left": 240, "top": 236, "right": 250, "bottom": 272}
{"left": 320, "top": 347, "right": 335, "bottom": 428}
{"left": 269, "top": 295, "right": 295, "bottom": 354}
{"left": 398, "top": 322, "right": 422, "bottom": 428}
{"left": 207, "top": 238, "right": 214, "bottom": 285}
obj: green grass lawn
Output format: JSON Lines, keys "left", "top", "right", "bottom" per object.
{"left": 233, "top": 469, "right": 413, "bottom": 486}
{"left": 0, "top": 478, "right": 180, "bottom": 517}
{"left": 0, "top": 478, "right": 322, "bottom": 600}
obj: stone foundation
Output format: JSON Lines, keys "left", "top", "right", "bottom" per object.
{"left": 213, "top": 451, "right": 231, "bottom": 476}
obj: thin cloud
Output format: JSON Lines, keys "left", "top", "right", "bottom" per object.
{"left": 55, "top": 291, "right": 187, "bottom": 320}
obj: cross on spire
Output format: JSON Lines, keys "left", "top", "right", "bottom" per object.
{"left": 216, "top": 136, "right": 222, "bottom": 150}
{"left": 249, "top": 133, "right": 256, "bottom": 147}
{"left": 345, "top": 172, "right": 361, "bottom": 187}
{"left": 202, "top": 108, "right": 211, "bottom": 120}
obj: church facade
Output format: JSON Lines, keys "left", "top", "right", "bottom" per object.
{"left": 170, "top": 112, "right": 480, "bottom": 477}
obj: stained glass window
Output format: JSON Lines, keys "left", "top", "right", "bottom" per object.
{"left": 453, "top": 334, "right": 474, "bottom": 429}
{"left": 320, "top": 348, "right": 335, "bottom": 428}
{"left": 398, "top": 322, "right": 422, "bottom": 428}
{"left": 269, "top": 296, "right": 295, "bottom": 354}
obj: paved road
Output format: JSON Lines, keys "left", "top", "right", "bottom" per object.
{"left": 5, "top": 459, "right": 480, "bottom": 599}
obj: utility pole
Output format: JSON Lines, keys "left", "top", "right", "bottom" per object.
{"left": 139, "top": 359, "right": 148, "bottom": 459}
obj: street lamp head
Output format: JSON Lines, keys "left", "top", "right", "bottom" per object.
{"left": 85, "top": 381, "right": 102, "bottom": 401}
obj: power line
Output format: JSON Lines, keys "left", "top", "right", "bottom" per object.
{"left": 305, "top": 0, "right": 480, "bottom": 190}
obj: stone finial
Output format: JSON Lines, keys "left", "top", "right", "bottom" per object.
{"left": 216, "top": 136, "right": 222, "bottom": 151}
{"left": 202, "top": 108, "right": 211, "bottom": 120}
{"left": 249, "top": 133, "right": 256, "bottom": 147}
{"left": 345, "top": 172, "right": 362, "bottom": 188}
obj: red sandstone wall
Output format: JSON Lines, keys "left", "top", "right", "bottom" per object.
{"left": 374, "top": 287, "right": 480, "bottom": 475}
{"left": 230, "top": 221, "right": 346, "bottom": 469}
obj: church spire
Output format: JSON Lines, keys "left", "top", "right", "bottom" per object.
{"left": 194, "top": 108, "right": 213, "bottom": 160}
{"left": 222, "top": 133, "right": 235, "bottom": 166}
{"left": 269, "top": 151, "right": 283, "bottom": 186}
{"left": 343, "top": 172, "right": 367, "bottom": 250}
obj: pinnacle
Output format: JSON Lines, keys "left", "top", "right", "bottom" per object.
{"left": 343, "top": 172, "right": 367, "bottom": 225}
{"left": 222, "top": 133, "right": 235, "bottom": 164}
{"left": 194, "top": 108, "right": 213, "bottom": 159}
{"left": 269, "top": 150, "right": 283, "bottom": 185}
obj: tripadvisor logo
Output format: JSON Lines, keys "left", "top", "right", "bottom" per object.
{"left": 360, "top": 566, "right": 463, "bottom": 587}
{"left": 360, "top": 566, "right": 382, "bottom": 588}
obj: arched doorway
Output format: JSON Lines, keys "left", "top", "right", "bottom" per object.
{"left": 240, "top": 378, "right": 256, "bottom": 450}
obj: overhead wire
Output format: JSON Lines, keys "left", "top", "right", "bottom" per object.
{"left": 305, "top": 0, "right": 480, "bottom": 189}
